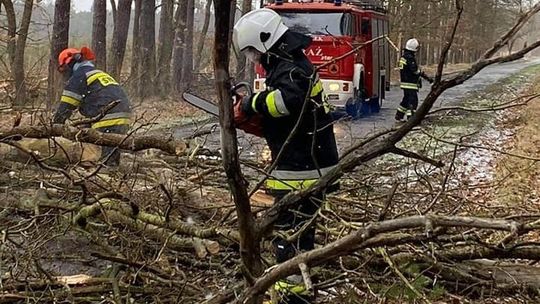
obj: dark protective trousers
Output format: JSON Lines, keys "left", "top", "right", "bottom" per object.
{"left": 272, "top": 193, "right": 322, "bottom": 262}
{"left": 395, "top": 89, "right": 419, "bottom": 120}
{"left": 272, "top": 193, "right": 322, "bottom": 304}
{"left": 96, "top": 125, "right": 129, "bottom": 167}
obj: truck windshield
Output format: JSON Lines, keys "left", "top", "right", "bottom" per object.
{"left": 279, "top": 12, "right": 347, "bottom": 36}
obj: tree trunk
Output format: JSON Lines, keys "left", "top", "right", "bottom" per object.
{"left": 13, "top": 0, "right": 34, "bottom": 107}
{"left": 238, "top": 0, "right": 253, "bottom": 81}
{"left": 0, "top": 0, "right": 16, "bottom": 66}
{"left": 130, "top": 0, "right": 142, "bottom": 91}
{"left": 172, "top": 0, "right": 188, "bottom": 93}
{"left": 212, "top": 0, "right": 263, "bottom": 300}
{"left": 92, "top": 0, "right": 107, "bottom": 69}
{"left": 47, "top": 0, "right": 71, "bottom": 110}
{"left": 109, "top": 0, "right": 117, "bottom": 26}
{"left": 156, "top": 0, "right": 175, "bottom": 95}
{"left": 194, "top": 0, "right": 212, "bottom": 72}
{"left": 110, "top": 0, "right": 132, "bottom": 78}
{"left": 138, "top": 0, "right": 156, "bottom": 98}
{"left": 179, "top": 0, "right": 195, "bottom": 91}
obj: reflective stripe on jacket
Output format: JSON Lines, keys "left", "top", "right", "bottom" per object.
{"left": 399, "top": 49, "right": 421, "bottom": 91}
{"left": 53, "top": 62, "right": 131, "bottom": 126}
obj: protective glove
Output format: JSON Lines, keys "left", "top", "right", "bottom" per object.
{"left": 233, "top": 95, "right": 263, "bottom": 137}
{"left": 420, "top": 71, "right": 434, "bottom": 84}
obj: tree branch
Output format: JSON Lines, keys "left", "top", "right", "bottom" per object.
{"left": 390, "top": 146, "right": 445, "bottom": 168}
{"left": 483, "top": 2, "right": 540, "bottom": 59}
{"left": 0, "top": 124, "right": 187, "bottom": 155}
{"left": 236, "top": 215, "right": 529, "bottom": 303}
{"left": 212, "top": 0, "right": 263, "bottom": 289}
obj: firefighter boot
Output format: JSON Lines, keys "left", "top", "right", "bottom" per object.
{"left": 274, "top": 275, "right": 313, "bottom": 304}
{"left": 395, "top": 105, "right": 408, "bottom": 122}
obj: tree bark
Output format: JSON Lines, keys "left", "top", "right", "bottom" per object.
{"left": 109, "top": 0, "right": 117, "bottom": 25}
{"left": 0, "top": 0, "right": 16, "bottom": 66}
{"left": 130, "top": 0, "right": 142, "bottom": 91}
{"left": 13, "top": 0, "right": 34, "bottom": 107}
{"left": 92, "top": 0, "right": 107, "bottom": 69}
{"left": 47, "top": 0, "right": 71, "bottom": 110}
{"left": 172, "top": 0, "right": 188, "bottom": 93}
{"left": 212, "top": 0, "right": 263, "bottom": 300}
{"left": 237, "top": 0, "right": 253, "bottom": 81}
{"left": 179, "top": 0, "right": 195, "bottom": 90}
{"left": 156, "top": 0, "right": 175, "bottom": 95}
{"left": 109, "top": 0, "right": 132, "bottom": 78}
{"left": 194, "top": 0, "right": 212, "bottom": 72}
{"left": 138, "top": 0, "right": 157, "bottom": 98}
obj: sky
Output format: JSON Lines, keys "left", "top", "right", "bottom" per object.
{"left": 72, "top": 0, "right": 114, "bottom": 12}
{"left": 72, "top": 0, "right": 93, "bottom": 12}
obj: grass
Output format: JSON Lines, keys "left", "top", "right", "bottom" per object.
{"left": 493, "top": 76, "right": 540, "bottom": 208}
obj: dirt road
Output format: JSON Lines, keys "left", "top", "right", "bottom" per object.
{"left": 337, "top": 57, "right": 540, "bottom": 146}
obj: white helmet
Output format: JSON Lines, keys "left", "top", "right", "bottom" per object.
{"left": 405, "top": 38, "right": 419, "bottom": 52}
{"left": 233, "top": 8, "right": 289, "bottom": 54}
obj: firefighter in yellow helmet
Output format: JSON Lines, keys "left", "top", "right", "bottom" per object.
{"left": 54, "top": 47, "right": 132, "bottom": 167}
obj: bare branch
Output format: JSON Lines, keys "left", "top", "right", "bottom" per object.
{"left": 390, "top": 146, "right": 445, "bottom": 168}
{"left": 435, "top": 0, "right": 464, "bottom": 83}
{"left": 483, "top": 2, "right": 540, "bottom": 59}
{"left": 236, "top": 215, "right": 530, "bottom": 303}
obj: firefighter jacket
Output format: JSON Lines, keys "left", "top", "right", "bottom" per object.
{"left": 399, "top": 49, "right": 423, "bottom": 91}
{"left": 243, "top": 31, "right": 339, "bottom": 194}
{"left": 53, "top": 61, "right": 131, "bottom": 128}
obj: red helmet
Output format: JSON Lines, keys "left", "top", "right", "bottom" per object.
{"left": 57, "top": 47, "right": 96, "bottom": 72}
{"left": 58, "top": 48, "right": 80, "bottom": 72}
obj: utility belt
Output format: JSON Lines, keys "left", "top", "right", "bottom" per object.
{"left": 91, "top": 112, "right": 131, "bottom": 129}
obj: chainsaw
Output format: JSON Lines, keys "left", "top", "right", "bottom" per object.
{"left": 182, "top": 92, "right": 219, "bottom": 116}
{"left": 181, "top": 82, "right": 252, "bottom": 116}
{"left": 182, "top": 83, "right": 263, "bottom": 137}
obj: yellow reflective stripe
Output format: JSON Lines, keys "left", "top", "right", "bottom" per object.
{"left": 399, "top": 58, "right": 407, "bottom": 69}
{"left": 61, "top": 95, "right": 81, "bottom": 106}
{"left": 91, "top": 118, "right": 130, "bottom": 129}
{"left": 265, "top": 91, "right": 283, "bottom": 118}
{"left": 400, "top": 82, "right": 418, "bottom": 89}
{"left": 310, "top": 80, "right": 323, "bottom": 97}
{"left": 87, "top": 72, "right": 106, "bottom": 85}
{"left": 87, "top": 72, "right": 119, "bottom": 86}
{"left": 274, "top": 280, "right": 308, "bottom": 295}
{"left": 251, "top": 92, "right": 261, "bottom": 113}
{"left": 397, "top": 106, "right": 408, "bottom": 114}
{"left": 266, "top": 179, "right": 318, "bottom": 190}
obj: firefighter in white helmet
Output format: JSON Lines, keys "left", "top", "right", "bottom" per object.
{"left": 233, "top": 8, "right": 339, "bottom": 304}
{"left": 395, "top": 38, "right": 434, "bottom": 122}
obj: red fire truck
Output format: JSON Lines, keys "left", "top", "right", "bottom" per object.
{"left": 254, "top": 0, "right": 391, "bottom": 118}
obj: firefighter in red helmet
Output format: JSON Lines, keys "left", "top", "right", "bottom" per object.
{"left": 54, "top": 47, "right": 132, "bottom": 167}
{"left": 395, "top": 38, "right": 433, "bottom": 122}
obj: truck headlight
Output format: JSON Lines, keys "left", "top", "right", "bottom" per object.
{"left": 328, "top": 83, "right": 340, "bottom": 91}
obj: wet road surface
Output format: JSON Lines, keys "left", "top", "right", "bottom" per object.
{"left": 177, "top": 57, "right": 540, "bottom": 154}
